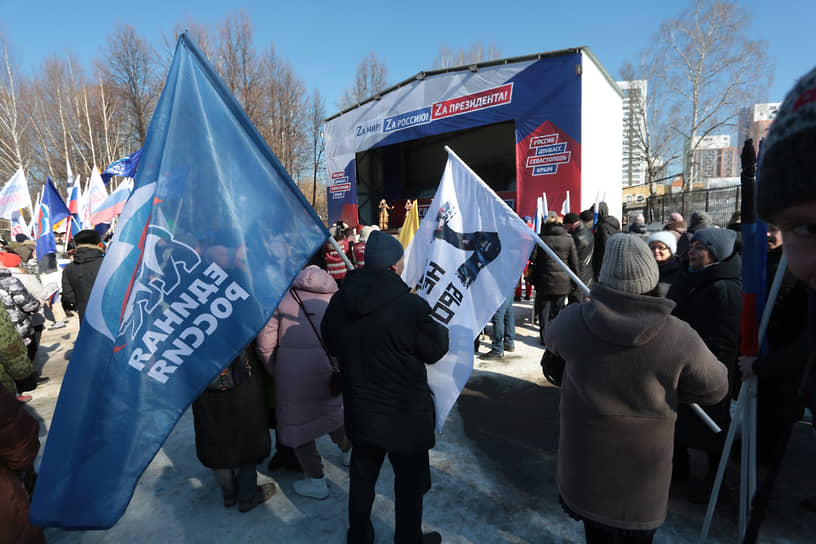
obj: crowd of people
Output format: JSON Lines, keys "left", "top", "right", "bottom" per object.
{"left": 3, "top": 64, "right": 816, "bottom": 544}
{"left": 504, "top": 198, "right": 812, "bottom": 541}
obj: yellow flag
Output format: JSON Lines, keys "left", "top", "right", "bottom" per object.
{"left": 398, "top": 200, "right": 419, "bottom": 248}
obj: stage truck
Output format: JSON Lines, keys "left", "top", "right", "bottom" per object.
{"left": 324, "top": 46, "right": 623, "bottom": 229}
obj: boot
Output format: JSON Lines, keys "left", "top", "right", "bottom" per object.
{"left": 293, "top": 476, "right": 329, "bottom": 500}
{"left": 423, "top": 531, "right": 442, "bottom": 544}
{"left": 238, "top": 482, "right": 277, "bottom": 513}
{"left": 267, "top": 449, "right": 301, "bottom": 472}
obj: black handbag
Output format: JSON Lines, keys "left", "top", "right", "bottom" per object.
{"left": 540, "top": 350, "right": 566, "bottom": 387}
{"left": 206, "top": 347, "right": 251, "bottom": 391}
{"left": 290, "top": 288, "right": 342, "bottom": 397}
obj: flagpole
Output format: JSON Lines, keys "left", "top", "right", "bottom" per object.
{"left": 443, "top": 147, "right": 726, "bottom": 434}
{"left": 328, "top": 236, "right": 355, "bottom": 271}
{"left": 700, "top": 254, "right": 787, "bottom": 541}
{"left": 445, "top": 146, "right": 589, "bottom": 296}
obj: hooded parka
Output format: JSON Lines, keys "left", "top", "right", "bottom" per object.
{"left": 546, "top": 284, "right": 728, "bottom": 531}
{"left": 255, "top": 266, "right": 343, "bottom": 448}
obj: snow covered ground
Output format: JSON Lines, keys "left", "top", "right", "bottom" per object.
{"left": 25, "top": 301, "right": 815, "bottom": 543}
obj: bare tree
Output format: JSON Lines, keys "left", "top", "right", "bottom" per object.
{"left": 433, "top": 42, "right": 502, "bottom": 69}
{"left": 216, "top": 10, "right": 264, "bottom": 125}
{"left": 339, "top": 52, "right": 387, "bottom": 109}
{"left": 162, "top": 18, "right": 216, "bottom": 68}
{"left": 261, "top": 46, "right": 309, "bottom": 179}
{"left": 619, "top": 59, "right": 681, "bottom": 190}
{"left": 655, "top": 0, "right": 773, "bottom": 189}
{"left": 103, "top": 23, "right": 158, "bottom": 146}
{"left": 308, "top": 89, "right": 326, "bottom": 207}
{"left": 0, "top": 32, "right": 29, "bottom": 180}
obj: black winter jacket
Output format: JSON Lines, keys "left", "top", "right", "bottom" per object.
{"left": 531, "top": 223, "right": 579, "bottom": 296}
{"left": 654, "top": 257, "right": 684, "bottom": 298}
{"left": 62, "top": 245, "right": 104, "bottom": 322}
{"left": 569, "top": 222, "right": 594, "bottom": 289}
{"left": 321, "top": 268, "right": 449, "bottom": 453}
{"left": 591, "top": 202, "right": 621, "bottom": 280}
{"left": 668, "top": 253, "right": 742, "bottom": 451}
{"left": 192, "top": 349, "right": 271, "bottom": 469}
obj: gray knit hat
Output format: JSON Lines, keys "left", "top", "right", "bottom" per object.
{"left": 691, "top": 228, "right": 736, "bottom": 262}
{"left": 758, "top": 64, "right": 816, "bottom": 220}
{"left": 599, "top": 233, "right": 659, "bottom": 295}
{"left": 689, "top": 210, "right": 713, "bottom": 233}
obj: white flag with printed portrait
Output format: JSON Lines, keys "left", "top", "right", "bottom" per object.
{"left": 403, "top": 149, "right": 537, "bottom": 431}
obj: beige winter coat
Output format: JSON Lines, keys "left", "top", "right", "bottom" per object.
{"left": 546, "top": 283, "right": 728, "bottom": 531}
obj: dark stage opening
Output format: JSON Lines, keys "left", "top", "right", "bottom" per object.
{"left": 355, "top": 121, "right": 517, "bottom": 226}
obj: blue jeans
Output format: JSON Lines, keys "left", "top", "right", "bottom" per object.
{"left": 490, "top": 294, "right": 515, "bottom": 353}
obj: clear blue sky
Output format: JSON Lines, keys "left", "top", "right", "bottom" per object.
{"left": 0, "top": 0, "right": 812, "bottom": 116}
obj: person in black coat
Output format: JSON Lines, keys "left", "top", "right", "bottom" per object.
{"left": 591, "top": 202, "right": 621, "bottom": 281}
{"left": 192, "top": 239, "right": 276, "bottom": 513}
{"left": 61, "top": 230, "right": 105, "bottom": 323}
{"left": 322, "top": 230, "right": 448, "bottom": 544}
{"left": 530, "top": 218, "right": 579, "bottom": 346}
{"left": 192, "top": 345, "right": 275, "bottom": 512}
{"left": 667, "top": 228, "right": 742, "bottom": 500}
{"left": 563, "top": 212, "right": 593, "bottom": 303}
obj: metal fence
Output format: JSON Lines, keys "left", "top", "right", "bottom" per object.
{"left": 625, "top": 186, "right": 742, "bottom": 227}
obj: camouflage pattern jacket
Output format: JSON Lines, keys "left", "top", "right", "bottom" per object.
{"left": 0, "top": 269, "right": 44, "bottom": 345}
{"left": 0, "top": 302, "right": 33, "bottom": 395}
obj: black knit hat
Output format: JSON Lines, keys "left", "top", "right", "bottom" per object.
{"left": 758, "top": 64, "right": 816, "bottom": 220}
{"left": 563, "top": 212, "right": 580, "bottom": 224}
{"left": 579, "top": 210, "right": 594, "bottom": 222}
{"left": 364, "top": 230, "right": 403, "bottom": 269}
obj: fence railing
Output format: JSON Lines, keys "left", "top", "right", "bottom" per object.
{"left": 625, "top": 186, "right": 742, "bottom": 227}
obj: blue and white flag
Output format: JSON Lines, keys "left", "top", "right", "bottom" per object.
{"left": 532, "top": 196, "right": 544, "bottom": 234}
{"left": 101, "top": 148, "right": 143, "bottom": 184}
{"left": 560, "top": 190, "right": 570, "bottom": 216}
{"left": 29, "top": 33, "right": 328, "bottom": 529}
{"left": 10, "top": 209, "right": 28, "bottom": 238}
{"left": 0, "top": 167, "right": 33, "bottom": 218}
{"left": 402, "top": 149, "right": 537, "bottom": 431}
{"left": 34, "top": 177, "right": 70, "bottom": 264}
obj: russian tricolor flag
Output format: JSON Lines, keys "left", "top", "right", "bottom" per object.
{"left": 89, "top": 178, "right": 133, "bottom": 225}
{"left": 67, "top": 175, "right": 81, "bottom": 215}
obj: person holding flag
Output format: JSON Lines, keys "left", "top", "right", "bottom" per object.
{"left": 322, "top": 230, "right": 448, "bottom": 544}
{"left": 529, "top": 213, "right": 579, "bottom": 347}
{"left": 747, "top": 62, "right": 816, "bottom": 533}
{"left": 545, "top": 233, "right": 728, "bottom": 544}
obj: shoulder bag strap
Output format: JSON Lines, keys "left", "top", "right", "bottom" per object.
{"left": 289, "top": 288, "right": 336, "bottom": 370}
